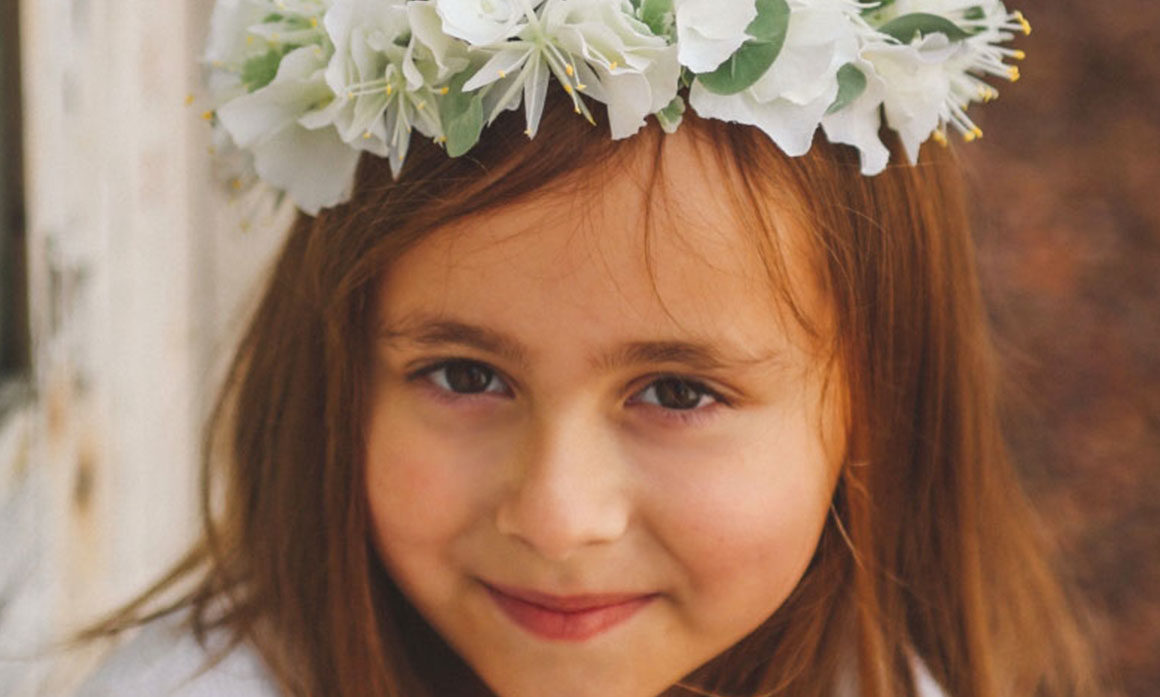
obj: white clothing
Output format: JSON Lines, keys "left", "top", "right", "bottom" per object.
{"left": 73, "top": 613, "right": 948, "bottom": 697}
{"left": 72, "top": 614, "right": 278, "bottom": 697}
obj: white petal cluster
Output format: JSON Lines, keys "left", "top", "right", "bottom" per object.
{"left": 855, "top": 0, "right": 1030, "bottom": 163}
{"left": 204, "top": 0, "right": 1030, "bottom": 212}
{"left": 690, "top": 0, "right": 863, "bottom": 159}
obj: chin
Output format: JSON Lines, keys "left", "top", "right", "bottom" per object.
{"left": 477, "top": 665, "right": 674, "bottom": 697}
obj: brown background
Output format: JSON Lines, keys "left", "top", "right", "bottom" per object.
{"left": 961, "top": 1, "right": 1158, "bottom": 695}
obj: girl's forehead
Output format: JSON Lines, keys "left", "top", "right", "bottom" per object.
{"left": 379, "top": 127, "right": 825, "bottom": 359}
{"left": 402, "top": 127, "right": 806, "bottom": 291}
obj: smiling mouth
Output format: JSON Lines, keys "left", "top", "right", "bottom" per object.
{"left": 483, "top": 582, "right": 658, "bottom": 642}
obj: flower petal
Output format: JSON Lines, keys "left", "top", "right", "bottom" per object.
{"left": 217, "top": 46, "right": 332, "bottom": 148}
{"left": 463, "top": 47, "right": 532, "bottom": 90}
{"left": 251, "top": 123, "right": 362, "bottom": 214}
{"left": 675, "top": 0, "right": 756, "bottom": 72}
{"left": 523, "top": 57, "right": 551, "bottom": 138}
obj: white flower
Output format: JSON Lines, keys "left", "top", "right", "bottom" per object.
{"left": 690, "top": 0, "right": 861, "bottom": 157}
{"left": 547, "top": 0, "right": 680, "bottom": 138}
{"left": 858, "top": 0, "right": 1029, "bottom": 156}
{"left": 309, "top": 0, "right": 416, "bottom": 163}
{"left": 434, "top": 0, "right": 541, "bottom": 45}
{"left": 302, "top": 0, "right": 473, "bottom": 176}
{"left": 205, "top": 0, "right": 332, "bottom": 100}
{"left": 673, "top": 0, "right": 756, "bottom": 73}
{"left": 462, "top": 0, "right": 676, "bottom": 140}
{"left": 217, "top": 46, "right": 360, "bottom": 214}
{"left": 860, "top": 32, "right": 958, "bottom": 162}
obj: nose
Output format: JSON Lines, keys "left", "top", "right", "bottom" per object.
{"left": 495, "top": 410, "right": 631, "bottom": 561}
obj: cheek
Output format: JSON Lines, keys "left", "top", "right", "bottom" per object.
{"left": 364, "top": 396, "right": 495, "bottom": 563}
{"left": 641, "top": 411, "right": 837, "bottom": 624}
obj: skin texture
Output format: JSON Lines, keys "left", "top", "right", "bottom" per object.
{"left": 365, "top": 128, "right": 846, "bottom": 697}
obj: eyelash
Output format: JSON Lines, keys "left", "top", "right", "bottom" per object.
{"left": 406, "top": 358, "right": 731, "bottom": 426}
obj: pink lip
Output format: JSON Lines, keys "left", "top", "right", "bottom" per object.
{"left": 483, "top": 582, "right": 657, "bottom": 641}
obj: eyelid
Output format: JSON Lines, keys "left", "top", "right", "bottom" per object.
{"left": 628, "top": 372, "right": 731, "bottom": 403}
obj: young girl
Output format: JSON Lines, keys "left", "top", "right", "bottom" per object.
{"left": 76, "top": 1, "right": 1096, "bottom": 696}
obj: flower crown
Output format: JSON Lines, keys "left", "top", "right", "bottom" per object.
{"left": 204, "top": 0, "right": 1029, "bottom": 213}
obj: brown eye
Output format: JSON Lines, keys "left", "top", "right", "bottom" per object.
{"left": 638, "top": 377, "right": 714, "bottom": 411}
{"left": 427, "top": 360, "right": 506, "bottom": 395}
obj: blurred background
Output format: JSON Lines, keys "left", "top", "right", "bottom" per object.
{"left": 0, "top": 0, "right": 1156, "bottom": 695}
{"left": 968, "top": 3, "right": 1159, "bottom": 695}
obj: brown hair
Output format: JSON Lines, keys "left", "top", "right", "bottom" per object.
{"left": 90, "top": 90, "right": 1098, "bottom": 697}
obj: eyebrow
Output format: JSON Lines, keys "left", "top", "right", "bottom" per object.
{"left": 378, "top": 314, "right": 778, "bottom": 372}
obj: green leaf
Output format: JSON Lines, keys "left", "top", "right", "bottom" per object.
{"left": 878, "top": 12, "right": 971, "bottom": 43}
{"left": 696, "top": 0, "right": 790, "bottom": 95}
{"left": 242, "top": 48, "right": 289, "bottom": 92}
{"left": 639, "top": 0, "right": 674, "bottom": 37}
{"left": 963, "top": 6, "right": 985, "bottom": 21}
{"left": 825, "top": 63, "right": 868, "bottom": 115}
{"left": 440, "top": 72, "right": 484, "bottom": 158}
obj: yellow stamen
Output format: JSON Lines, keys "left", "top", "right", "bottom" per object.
{"left": 386, "top": 84, "right": 394, "bottom": 95}
{"left": 932, "top": 130, "right": 948, "bottom": 147}
{"left": 417, "top": 101, "right": 426, "bottom": 110}
{"left": 973, "top": 127, "right": 984, "bottom": 139}
{"left": 435, "top": 135, "right": 447, "bottom": 144}
{"left": 184, "top": 94, "right": 195, "bottom": 106}
{"left": 524, "top": 128, "right": 532, "bottom": 136}
{"left": 962, "top": 130, "right": 977, "bottom": 143}
{"left": 576, "top": 83, "right": 586, "bottom": 91}
{"left": 310, "top": 17, "right": 319, "bottom": 28}
{"left": 565, "top": 63, "right": 574, "bottom": 77}
{"left": 563, "top": 84, "right": 573, "bottom": 94}
{"left": 1008, "top": 66, "right": 1020, "bottom": 82}
{"left": 574, "top": 105, "right": 581, "bottom": 114}
{"left": 1012, "top": 49, "right": 1026, "bottom": 60}
{"left": 609, "top": 61, "right": 618, "bottom": 71}
{"left": 499, "top": 70, "right": 507, "bottom": 78}
{"left": 440, "top": 86, "right": 450, "bottom": 95}
{"left": 1015, "top": 11, "right": 1031, "bottom": 35}
{"left": 231, "top": 178, "right": 243, "bottom": 190}
{"left": 201, "top": 110, "right": 214, "bottom": 121}
{"left": 363, "top": 131, "right": 372, "bottom": 139}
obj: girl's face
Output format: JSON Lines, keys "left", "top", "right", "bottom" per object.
{"left": 366, "top": 130, "right": 844, "bottom": 697}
